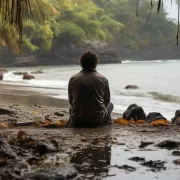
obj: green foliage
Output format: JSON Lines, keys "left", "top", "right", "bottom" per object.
{"left": 20, "top": 0, "right": 177, "bottom": 53}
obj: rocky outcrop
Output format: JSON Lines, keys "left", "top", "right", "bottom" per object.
{"left": 125, "top": 85, "right": 139, "bottom": 89}
{"left": 0, "top": 41, "right": 121, "bottom": 67}
{"left": 147, "top": 112, "right": 167, "bottom": 123}
{"left": 122, "top": 104, "right": 146, "bottom": 121}
{"left": 23, "top": 73, "right": 35, "bottom": 80}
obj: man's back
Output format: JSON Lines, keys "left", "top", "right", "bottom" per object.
{"left": 68, "top": 70, "right": 110, "bottom": 126}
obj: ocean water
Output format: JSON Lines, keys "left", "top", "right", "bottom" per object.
{"left": 2, "top": 60, "right": 180, "bottom": 120}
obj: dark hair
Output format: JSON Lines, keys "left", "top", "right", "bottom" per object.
{"left": 80, "top": 50, "right": 99, "bottom": 70}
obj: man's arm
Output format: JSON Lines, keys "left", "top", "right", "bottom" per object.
{"left": 104, "top": 79, "right": 110, "bottom": 106}
{"left": 68, "top": 78, "right": 73, "bottom": 107}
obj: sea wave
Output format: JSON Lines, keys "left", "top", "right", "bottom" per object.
{"left": 113, "top": 91, "right": 149, "bottom": 98}
{"left": 149, "top": 92, "right": 180, "bottom": 103}
{"left": 122, "top": 59, "right": 178, "bottom": 64}
{"left": 122, "top": 60, "right": 163, "bottom": 64}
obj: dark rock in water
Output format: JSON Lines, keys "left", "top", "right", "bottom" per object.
{"left": 54, "top": 112, "right": 64, "bottom": 117}
{"left": 21, "top": 166, "right": 78, "bottom": 180}
{"left": 141, "top": 160, "right": 166, "bottom": 171}
{"left": 171, "top": 110, "right": 180, "bottom": 125}
{"left": 13, "top": 72, "right": 28, "bottom": 75}
{"left": 0, "top": 137, "right": 16, "bottom": 159}
{"left": 115, "top": 164, "right": 136, "bottom": 172}
{"left": 175, "top": 110, "right": 180, "bottom": 117}
{"left": 35, "top": 139, "right": 59, "bottom": 155}
{"left": 147, "top": 112, "right": 166, "bottom": 123}
{"left": 0, "top": 68, "right": 8, "bottom": 74}
{"left": 157, "top": 140, "right": 180, "bottom": 149}
{"left": 139, "top": 141, "right": 154, "bottom": 148}
{"left": 30, "top": 70, "right": 44, "bottom": 74}
{"left": 122, "top": 104, "right": 146, "bottom": 121}
{"left": 128, "top": 157, "right": 145, "bottom": 162}
{"left": 125, "top": 85, "right": 139, "bottom": 89}
{"left": 0, "top": 107, "right": 15, "bottom": 115}
{"left": 173, "top": 159, "right": 180, "bottom": 165}
{"left": 23, "top": 73, "right": 35, "bottom": 80}
{"left": 0, "top": 73, "right": 3, "bottom": 80}
{"left": 172, "top": 151, "right": 180, "bottom": 156}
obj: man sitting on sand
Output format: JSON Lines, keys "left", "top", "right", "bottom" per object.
{"left": 68, "top": 50, "right": 113, "bottom": 127}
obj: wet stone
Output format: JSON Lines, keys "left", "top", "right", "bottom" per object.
{"left": 139, "top": 141, "right": 154, "bottom": 148}
{"left": 54, "top": 112, "right": 64, "bottom": 116}
{"left": 128, "top": 157, "right": 145, "bottom": 162}
{"left": 21, "top": 166, "right": 78, "bottom": 180}
{"left": 172, "top": 151, "right": 180, "bottom": 156}
{"left": 114, "top": 164, "right": 136, "bottom": 172}
{"left": 141, "top": 160, "right": 166, "bottom": 171}
{"left": 173, "top": 159, "right": 180, "bottom": 165}
{"left": 157, "top": 140, "right": 180, "bottom": 149}
{"left": 0, "top": 137, "right": 16, "bottom": 158}
{"left": 35, "top": 139, "right": 59, "bottom": 155}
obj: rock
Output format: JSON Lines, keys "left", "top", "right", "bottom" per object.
{"left": 141, "top": 160, "right": 166, "bottom": 171}
{"left": 115, "top": 164, "right": 136, "bottom": 172}
{"left": 175, "top": 110, "right": 180, "bottom": 117}
{"left": 122, "top": 104, "right": 146, "bottom": 121}
{"left": 30, "top": 70, "right": 44, "bottom": 74}
{"left": 147, "top": 112, "right": 166, "bottom": 123}
{"left": 23, "top": 73, "right": 35, "bottom": 80}
{"left": 156, "top": 140, "right": 180, "bottom": 149}
{"left": 21, "top": 166, "right": 78, "bottom": 180}
{"left": 0, "top": 68, "right": 8, "bottom": 74}
{"left": 128, "top": 157, "right": 145, "bottom": 162}
{"left": 125, "top": 85, "right": 139, "bottom": 89}
{"left": 13, "top": 72, "right": 27, "bottom": 75}
{"left": 173, "top": 159, "right": 180, "bottom": 165}
{"left": 139, "top": 141, "right": 154, "bottom": 148}
{"left": 0, "top": 137, "right": 16, "bottom": 159}
{"left": 54, "top": 112, "right": 64, "bottom": 117}
{"left": 0, "top": 73, "right": 3, "bottom": 80}
{"left": 172, "top": 151, "right": 180, "bottom": 156}
{"left": 0, "top": 107, "right": 15, "bottom": 115}
{"left": 171, "top": 110, "right": 180, "bottom": 125}
{"left": 35, "top": 139, "right": 59, "bottom": 155}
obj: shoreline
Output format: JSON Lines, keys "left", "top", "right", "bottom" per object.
{"left": 0, "top": 83, "right": 180, "bottom": 179}
{"left": 0, "top": 82, "right": 69, "bottom": 108}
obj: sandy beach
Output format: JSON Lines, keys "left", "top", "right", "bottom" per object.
{"left": 0, "top": 83, "right": 180, "bottom": 180}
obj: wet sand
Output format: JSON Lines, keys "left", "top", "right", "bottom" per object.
{"left": 0, "top": 83, "right": 180, "bottom": 179}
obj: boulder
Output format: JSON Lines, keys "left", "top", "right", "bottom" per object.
{"left": 122, "top": 104, "right": 146, "bottom": 121}
{"left": 125, "top": 85, "right": 139, "bottom": 89}
{"left": 171, "top": 110, "right": 180, "bottom": 125}
{"left": 21, "top": 166, "right": 78, "bottom": 180}
{"left": 0, "top": 136, "right": 16, "bottom": 159}
{"left": 0, "top": 73, "right": 3, "bottom": 80}
{"left": 23, "top": 73, "right": 35, "bottom": 80}
{"left": 147, "top": 112, "right": 166, "bottom": 123}
{"left": 13, "top": 72, "right": 27, "bottom": 75}
{"left": 35, "top": 139, "right": 59, "bottom": 155}
{"left": 30, "top": 70, "right": 44, "bottom": 74}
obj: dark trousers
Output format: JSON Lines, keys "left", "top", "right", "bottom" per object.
{"left": 68, "top": 102, "right": 114, "bottom": 127}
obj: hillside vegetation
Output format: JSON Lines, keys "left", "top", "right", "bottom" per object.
{"left": 0, "top": 0, "right": 179, "bottom": 66}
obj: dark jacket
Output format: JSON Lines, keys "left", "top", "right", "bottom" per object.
{"left": 68, "top": 69, "right": 111, "bottom": 127}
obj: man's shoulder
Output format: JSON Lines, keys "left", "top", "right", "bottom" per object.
{"left": 95, "top": 72, "right": 108, "bottom": 82}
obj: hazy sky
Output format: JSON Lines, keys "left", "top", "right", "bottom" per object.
{"left": 165, "top": 0, "right": 178, "bottom": 21}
